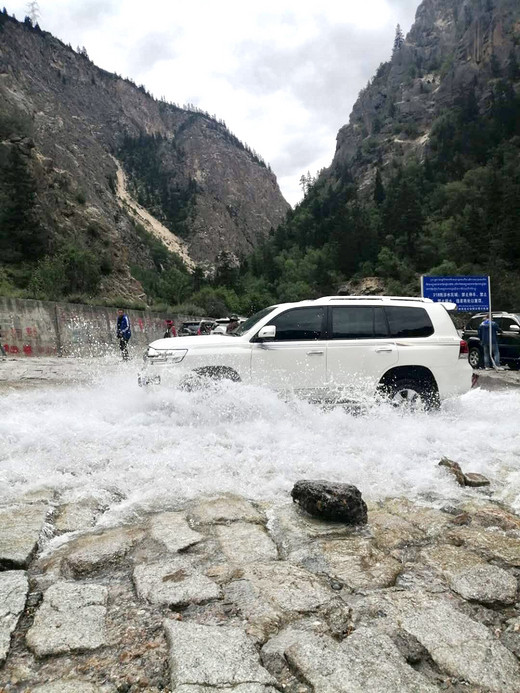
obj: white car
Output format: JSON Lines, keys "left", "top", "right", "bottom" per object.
{"left": 139, "top": 296, "right": 476, "bottom": 408}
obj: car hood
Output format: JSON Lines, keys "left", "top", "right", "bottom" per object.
{"left": 148, "top": 335, "right": 240, "bottom": 349}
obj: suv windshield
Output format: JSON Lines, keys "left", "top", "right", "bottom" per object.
{"left": 233, "top": 306, "right": 278, "bottom": 336}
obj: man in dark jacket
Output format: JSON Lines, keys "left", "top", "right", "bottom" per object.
{"left": 478, "top": 317, "right": 501, "bottom": 369}
{"left": 116, "top": 309, "right": 131, "bottom": 360}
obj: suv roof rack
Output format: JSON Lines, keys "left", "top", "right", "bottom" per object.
{"left": 325, "top": 296, "right": 432, "bottom": 303}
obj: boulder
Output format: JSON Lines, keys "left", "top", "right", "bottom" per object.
{"left": 291, "top": 480, "right": 367, "bottom": 525}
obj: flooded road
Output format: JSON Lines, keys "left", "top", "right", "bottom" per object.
{"left": 1, "top": 357, "right": 520, "bottom": 524}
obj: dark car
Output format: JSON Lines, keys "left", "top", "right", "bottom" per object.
{"left": 178, "top": 320, "right": 215, "bottom": 336}
{"left": 462, "top": 312, "right": 520, "bottom": 370}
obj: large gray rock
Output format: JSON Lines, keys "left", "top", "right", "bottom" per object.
{"left": 133, "top": 558, "right": 221, "bottom": 606}
{"left": 0, "top": 503, "right": 48, "bottom": 567}
{"left": 285, "top": 627, "right": 439, "bottom": 692}
{"left": 164, "top": 621, "right": 275, "bottom": 689}
{"left": 291, "top": 480, "right": 367, "bottom": 525}
{"left": 148, "top": 511, "right": 203, "bottom": 552}
{"left": 449, "top": 564, "right": 518, "bottom": 605}
{"left": 0, "top": 570, "right": 29, "bottom": 664}
{"left": 26, "top": 582, "right": 108, "bottom": 657}
{"left": 216, "top": 522, "right": 278, "bottom": 564}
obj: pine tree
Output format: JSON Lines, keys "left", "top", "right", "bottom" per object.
{"left": 392, "top": 24, "right": 404, "bottom": 55}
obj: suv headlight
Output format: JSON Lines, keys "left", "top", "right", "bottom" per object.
{"left": 145, "top": 347, "right": 187, "bottom": 363}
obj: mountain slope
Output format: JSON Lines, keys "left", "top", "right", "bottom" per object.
{"left": 0, "top": 12, "right": 289, "bottom": 303}
{"left": 237, "top": 0, "right": 520, "bottom": 310}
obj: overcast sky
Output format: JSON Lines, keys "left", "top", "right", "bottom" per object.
{"left": 7, "top": 0, "right": 419, "bottom": 205}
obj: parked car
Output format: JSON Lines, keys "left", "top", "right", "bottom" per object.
{"left": 178, "top": 320, "right": 215, "bottom": 336}
{"left": 462, "top": 312, "right": 520, "bottom": 370}
{"left": 139, "top": 297, "right": 475, "bottom": 408}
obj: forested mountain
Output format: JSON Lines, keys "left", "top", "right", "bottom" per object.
{"left": 0, "top": 11, "right": 288, "bottom": 309}
{"left": 230, "top": 0, "right": 520, "bottom": 312}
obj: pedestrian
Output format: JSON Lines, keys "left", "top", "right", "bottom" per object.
{"left": 116, "top": 309, "right": 131, "bottom": 360}
{"left": 226, "top": 315, "right": 239, "bottom": 333}
{"left": 0, "top": 326, "right": 6, "bottom": 360}
{"left": 163, "top": 320, "right": 177, "bottom": 338}
{"left": 478, "top": 317, "right": 502, "bottom": 369}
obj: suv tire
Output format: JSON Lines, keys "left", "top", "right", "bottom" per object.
{"left": 179, "top": 366, "right": 240, "bottom": 391}
{"left": 468, "top": 346, "right": 482, "bottom": 369}
{"left": 385, "top": 376, "right": 440, "bottom": 411}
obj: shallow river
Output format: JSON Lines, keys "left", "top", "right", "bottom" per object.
{"left": 1, "top": 358, "right": 520, "bottom": 524}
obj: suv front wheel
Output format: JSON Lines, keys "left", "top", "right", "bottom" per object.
{"left": 468, "top": 346, "right": 482, "bottom": 369}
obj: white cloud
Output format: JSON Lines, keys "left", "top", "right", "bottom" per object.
{"left": 6, "top": 0, "right": 418, "bottom": 204}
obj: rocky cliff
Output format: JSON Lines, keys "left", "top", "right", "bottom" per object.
{"left": 0, "top": 13, "right": 289, "bottom": 301}
{"left": 329, "top": 0, "right": 520, "bottom": 190}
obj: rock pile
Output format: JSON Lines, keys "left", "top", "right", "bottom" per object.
{"left": 1, "top": 489, "right": 520, "bottom": 692}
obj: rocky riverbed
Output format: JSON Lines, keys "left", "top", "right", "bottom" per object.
{"left": 2, "top": 487, "right": 520, "bottom": 692}
{"left": 2, "top": 358, "right": 520, "bottom": 692}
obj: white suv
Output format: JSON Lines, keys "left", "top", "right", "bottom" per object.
{"left": 139, "top": 296, "right": 475, "bottom": 408}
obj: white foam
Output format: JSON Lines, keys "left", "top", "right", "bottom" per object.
{"left": 1, "top": 360, "right": 519, "bottom": 521}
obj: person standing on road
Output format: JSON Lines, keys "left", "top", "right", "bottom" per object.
{"left": 226, "top": 315, "right": 239, "bottom": 333}
{"left": 163, "top": 320, "right": 177, "bottom": 338}
{"left": 0, "top": 326, "right": 6, "bottom": 360}
{"left": 478, "top": 317, "right": 502, "bottom": 369}
{"left": 116, "top": 309, "right": 131, "bottom": 360}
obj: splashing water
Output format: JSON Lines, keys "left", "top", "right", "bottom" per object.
{"left": 1, "top": 359, "right": 520, "bottom": 522}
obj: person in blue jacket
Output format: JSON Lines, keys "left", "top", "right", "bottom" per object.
{"left": 478, "top": 317, "right": 501, "bottom": 369}
{"left": 116, "top": 309, "right": 131, "bottom": 360}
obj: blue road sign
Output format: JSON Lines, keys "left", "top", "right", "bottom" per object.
{"left": 421, "top": 276, "right": 489, "bottom": 311}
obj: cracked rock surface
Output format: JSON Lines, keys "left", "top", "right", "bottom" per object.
{"left": 2, "top": 493, "right": 520, "bottom": 692}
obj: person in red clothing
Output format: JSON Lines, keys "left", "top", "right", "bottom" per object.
{"left": 163, "top": 320, "right": 177, "bottom": 338}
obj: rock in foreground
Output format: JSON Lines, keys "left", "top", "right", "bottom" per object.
{"left": 291, "top": 480, "right": 368, "bottom": 524}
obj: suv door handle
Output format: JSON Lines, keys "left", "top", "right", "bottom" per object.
{"left": 307, "top": 350, "right": 324, "bottom": 355}
{"left": 375, "top": 347, "right": 393, "bottom": 353}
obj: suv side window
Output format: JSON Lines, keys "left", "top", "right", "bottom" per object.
{"left": 331, "top": 306, "right": 389, "bottom": 339}
{"left": 270, "top": 307, "right": 324, "bottom": 341}
{"left": 498, "top": 317, "right": 518, "bottom": 331}
{"left": 384, "top": 306, "right": 434, "bottom": 338}
{"left": 468, "top": 316, "right": 484, "bottom": 330}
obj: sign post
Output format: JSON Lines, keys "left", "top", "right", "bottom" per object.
{"left": 421, "top": 275, "right": 496, "bottom": 369}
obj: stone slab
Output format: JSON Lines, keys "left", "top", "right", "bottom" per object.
{"left": 164, "top": 621, "right": 274, "bottom": 688}
{"left": 446, "top": 526, "right": 520, "bottom": 566}
{"left": 317, "top": 537, "right": 402, "bottom": 590}
{"left": 26, "top": 582, "right": 108, "bottom": 657}
{"left": 148, "top": 511, "right": 203, "bottom": 552}
{"left": 0, "top": 503, "right": 48, "bottom": 567}
{"left": 54, "top": 498, "right": 105, "bottom": 534}
{"left": 188, "top": 495, "right": 264, "bottom": 525}
{"left": 0, "top": 570, "right": 29, "bottom": 664}
{"left": 216, "top": 522, "right": 278, "bottom": 564}
{"left": 224, "top": 562, "right": 333, "bottom": 641}
{"left": 449, "top": 563, "right": 518, "bottom": 605}
{"left": 361, "top": 591, "right": 520, "bottom": 692}
{"left": 133, "top": 558, "right": 221, "bottom": 606}
{"left": 285, "top": 627, "right": 439, "bottom": 692}
{"left": 60, "top": 525, "right": 145, "bottom": 576}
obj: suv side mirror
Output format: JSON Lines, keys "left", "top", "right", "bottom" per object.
{"left": 257, "top": 325, "right": 276, "bottom": 340}
{"left": 509, "top": 324, "right": 520, "bottom": 333}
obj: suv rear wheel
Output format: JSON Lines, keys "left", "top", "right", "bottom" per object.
{"left": 383, "top": 376, "right": 440, "bottom": 411}
{"left": 468, "top": 346, "right": 482, "bottom": 369}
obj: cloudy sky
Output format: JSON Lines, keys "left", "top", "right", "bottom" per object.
{"left": 7, "top": 0, "right": 419, "bottom": 205}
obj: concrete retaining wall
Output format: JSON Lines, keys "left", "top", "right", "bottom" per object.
{"left": 0, "top": 297, "right": 197, "bottom": 357}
